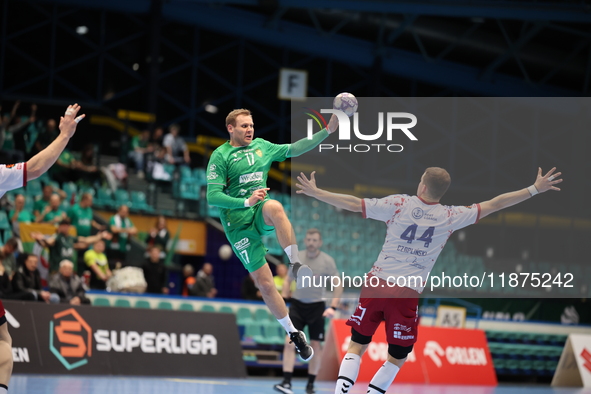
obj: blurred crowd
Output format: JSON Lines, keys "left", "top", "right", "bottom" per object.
{"left": 0, "top": 100, "right": 214, "bottom": 307}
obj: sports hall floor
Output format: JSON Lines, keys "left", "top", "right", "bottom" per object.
{"left": 10, "top": 375, "right": 591, "bottom": 394}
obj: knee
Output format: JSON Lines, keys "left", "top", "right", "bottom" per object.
{"left": 388, "top": 344, "right": 413, "bottom": 360}
{"left": 264, "top": 200, "right": 285, "bottom": 218}
{"left": 253, "top": 275, "right": 275, "bottom": 294}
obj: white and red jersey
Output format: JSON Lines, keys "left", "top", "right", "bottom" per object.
{"left": 362, "top": 194, "right": 480, "bottom": 293}
{"left": 0, "top": 162, "right": 26, "bottom": 198}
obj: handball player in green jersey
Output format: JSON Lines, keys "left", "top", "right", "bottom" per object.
{"left": 206, "top": 108, "right": 338, "bottom": 361}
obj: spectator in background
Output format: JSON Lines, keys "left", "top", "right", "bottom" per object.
{"left": 146, "top": 215, "right": 170, "bottom": 256}
{"left": 77, "top": 144, "right": 102, "bottom": 186}
{"left": 35, "top": 194, "right": 66, "bottom": 224}
{"left": 273, "top": 263, "right": 287, "bottom": 292}
{"left": 0, "top": 258, "right": 34, "bottom": 301}
{"left": 11, "top": 254, "right": 59, "bottom": 303}
{"left": 0, "top": 238, "right": 18, "bottom": 279}
{"left": 0, "top": 102, "right": 20, "bottom": 163}
{"left": 145, "top": 145, "right": 171, "bottom": 182}
{"left": 109, "top": 205, "right": 137, "bottom": 264}
{"left": 49, "top": 259, "right": 90, "bottom": 305}
{"left": 31, "top": 218, "right": 112, "bottom": 273}
{"left": 9, "top": 194, "right": 33, "bottom": 237}
{"left": 163, "top": 124, "right": 191, "bottom": 166}
{"left": 30, "top": 118, "right": 59, "bottom": 158}
{"left": 151, "top": 126, "right": 164, "bottom": 147}
{"left": 142, "top": 245, "right": 169, "bottom": 294}
{"left": 11, "top": 104, "right": 37, "bottom": 155}
{"left": 34, "top": 184, "right": 66, "bottom": 218}
{"left": 181, "top": 264, "right": 196, "bottom": 296}
{"left": 83, "top": 240, "right": 111, "bottom": 290}
{"left": 242, "top": 274, "right": 263, "bottom": 301}
{"left": 68, "top": 193, "right": 104, "bottom": 237}
{"left": 193, "top": 262, "right": 216, "bottom": 298}
{"left": 50, "top": 146, "right": 77, "bottom": 184}
{"left": 0, "top": 101, "right": 35, "bottom": 163}
{"left": 129, "top": 130, "right": 152, "bottom": 179}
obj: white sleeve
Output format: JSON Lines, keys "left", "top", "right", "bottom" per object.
{"left": 362, "top": 194, "right": 407, "bottom": 222}
{"left": 0, "top": 163, "right": 26, "bottom": 198}
{"left": 450, "top": 204, "right": 481, "bottom": 230}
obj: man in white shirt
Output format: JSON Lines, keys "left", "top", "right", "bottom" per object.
{"left": 296, "top": 166, "right": 562, "bottom": 394}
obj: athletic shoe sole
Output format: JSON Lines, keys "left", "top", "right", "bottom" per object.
{"left": 273, "top": 384, "right": 294, "bottom": 394}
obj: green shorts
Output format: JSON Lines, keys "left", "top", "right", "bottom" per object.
{"left": 225, "top": 200, "right": 276, "bottom": 273}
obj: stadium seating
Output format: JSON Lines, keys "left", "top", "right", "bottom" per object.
{"left": 93, "top": 297, "right": 111, "bottom": 307}
{"left": 95, "top": 187, "right": 116, "bottom": 209}
{"left": 157, "top": 301, "right": 173, "bottom": 310}
{"left": 114, "top": 299, "right": 131, "bottom": 308}
{"left": 178, "top": 303, "right": 194, "bottom": 311}
{"left": 130, "top": 191, "right": 155, "bottom": 213}
{"left": 134, "top": 300, "right": 151, "bottom": 308}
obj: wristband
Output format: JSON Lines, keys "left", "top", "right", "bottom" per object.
{"left": 527, "top": 185, "right": 539, "bottom": 197}
{"left": 328, "top": 306, "right": 337, "bottom": 311}
{"left": 244, "top": 199, "right": 250, "bottom": 208}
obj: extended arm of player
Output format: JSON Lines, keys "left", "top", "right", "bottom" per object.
{"left": 27, "top": 104, "right": 84, "bottom": 180}
{"left": 296, "top": 171, "right": 362, "bottom": 212}
{"left": 479, "top": 167, "right": 562, "bottom": 219}
{"left": 287, "top": 129, "right": 330, "bottom": 158}
{"left": 287, "top": 113, "right": 339, "bottom": 157}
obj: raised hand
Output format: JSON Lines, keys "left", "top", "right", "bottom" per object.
{"left": 59, "top": 104, "right": 85, "bottom": 139}
{"left": 295, "top": 171, "right": 319, "bottom": 197}
{"left": 327, "top": 113, "right": 339, "bottom": 134}
{"left": 248, "top": 188, "right": 270, "bottom": 206}
{"left": 533, "top": 167, "right": 562, "bottom": 193}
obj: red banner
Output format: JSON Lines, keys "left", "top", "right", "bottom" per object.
{"left": 320, "top": 319, "right": 497, "bottom": 386}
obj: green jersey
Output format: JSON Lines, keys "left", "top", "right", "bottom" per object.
{"left": 43, "top": 208, "right": 65, "bottom": 223}
{"left": 34, "top": 198, "right": 49, "bottom": 215}
{"left": 109, "top": 214, "right": 134, "bottom": 251}
{"left": 9, "top": 209, "right": 33, "bottom": 223}
{"left": 68, "top": 203, "right": 93, "bottom": 237}
{"left": 206, "top": 138, "right": 289, "bottom": 228}
{"left": 131, "top": 135, "right": 148, "bottom": 150}
{"left": 49, "top": 233, "right": 75, "bottom": 272}
{"left": 51, "top": 149, "right": 74, "bottom": 176}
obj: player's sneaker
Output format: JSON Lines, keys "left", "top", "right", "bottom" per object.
{"left": 305, "top": 383, "right": 316, "bottom": 394}
{"left": 289, "top": 330, "right": 314, "bottom": 361}
{"left": 291, "top": 262, "right": 313, "bottom": 289}
{"left": 273, "top": 381, "right": 293, "bottom": 394}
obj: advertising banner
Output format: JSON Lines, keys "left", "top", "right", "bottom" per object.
{"left": 6, "top": 301, "right": 246, "bottom": 377}
{"left": 320, "top": 319, "right": 496, "bottom": 385}
{"left": 552, "top": 334, "right": 591, "bottom": 388}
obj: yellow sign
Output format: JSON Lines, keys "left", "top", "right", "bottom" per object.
{"left": 117, "top": 109, "right": 156, "bottom": 123}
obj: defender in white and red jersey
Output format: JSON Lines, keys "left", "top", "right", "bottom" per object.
{"left": 0, "top": 104, "right": 84, "bottom": 394}
{"left": 296, "top": 166, "right": 562, "bottom": 394}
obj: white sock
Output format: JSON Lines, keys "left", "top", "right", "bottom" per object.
{"left": 334, "top": 353, "right": 360, "bottom": 394}
{"left": 0, "top": 385, "right": 7, "bottom": 393}
{"left": 367, "top": 361, "right": 400, "bottom": 393}
{"left": 284, "top": 244, "right": 301, "bottom": 265}
{"left": 278, "top": 314, "right": 298, "bottom": 334}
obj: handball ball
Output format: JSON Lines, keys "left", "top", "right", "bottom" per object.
{"left": 333, "top": 92, "right": 358, "bottom": 117}
{"left": 219, "top": 244, "right": 233, "bottom": 260}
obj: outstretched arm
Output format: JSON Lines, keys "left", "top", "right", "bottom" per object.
{"left": 296, "top": 171, "right": 362, "bottom": 212}
{"left": 287, "top": 114, "right": 339, "bottom": 158}
{"left": 479, "top": 167, "right": 562, "bottom": 220}
{"left": 27, "top": 104, "right": 84, "bottom": 180}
